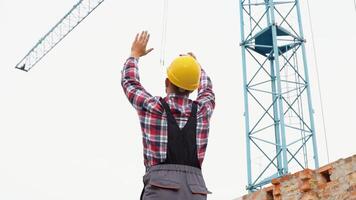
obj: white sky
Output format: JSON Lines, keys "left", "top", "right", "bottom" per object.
{"left": 0, "top": 0, "right": 355, "bottom": 199}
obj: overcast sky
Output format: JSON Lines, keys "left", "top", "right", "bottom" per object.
{"left": 0, "top": 0, "right": 355, "bottom": 199}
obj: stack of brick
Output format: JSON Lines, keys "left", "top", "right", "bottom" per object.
{"left": 236, "top": 154, "right": 356, "bottom": 200}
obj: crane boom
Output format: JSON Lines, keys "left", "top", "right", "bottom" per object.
{"left": 15, "top": 0, "right": 105, "bottom": 72}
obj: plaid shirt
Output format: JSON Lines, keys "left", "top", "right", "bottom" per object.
{"left": 121, "top": 57, "right": 215, "bottom": 168}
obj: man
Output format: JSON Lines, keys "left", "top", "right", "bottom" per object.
{"left": 121, "top": 31, "right": 215, "bottom": 200}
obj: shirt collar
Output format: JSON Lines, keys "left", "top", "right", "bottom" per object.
{"left": 166, "top": 93, "right": 189, "bottom": 99}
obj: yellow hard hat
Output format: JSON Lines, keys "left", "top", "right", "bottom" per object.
{"left": 167, "top": 56, "right": 201, "bottom": 91}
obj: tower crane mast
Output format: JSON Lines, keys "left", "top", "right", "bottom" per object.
{"left": 238, "top": 0, "right": 319, "bottom": 191}
{"left": 15, "top": 0, "right": 104, "bottom": 72}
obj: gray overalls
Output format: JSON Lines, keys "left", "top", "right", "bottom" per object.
{"left": 140, "top": 98, "right": 211, "bottom": 200}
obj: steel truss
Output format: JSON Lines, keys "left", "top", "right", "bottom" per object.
{"left": 15, "top": 0, "right": 105, "bottom": 72}
{"left": 238, "top": 0, "right": 319, "bottom": 191}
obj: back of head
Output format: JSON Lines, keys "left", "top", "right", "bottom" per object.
{"left": 166, "top": 56, "right": 201, "bottom": 92}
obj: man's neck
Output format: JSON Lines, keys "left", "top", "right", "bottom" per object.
{"left": 166, "top": 92, "right": 189, "bottom": 98}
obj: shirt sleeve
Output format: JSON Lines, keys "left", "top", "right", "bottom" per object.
{"left": 121, "top": 57, "right": 154, "bottom": 111}
{"left": 196, "top": 69, "right": 215, "bottom": 118}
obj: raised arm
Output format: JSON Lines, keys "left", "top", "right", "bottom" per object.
{"left": 196, "top": 68, "right": 215, "bottom": 117}
{"left": 183, "top": 53, "right": 215, "bottom": 117}
{"left": 121, "top": 31, "right": 154, "bottom": 110}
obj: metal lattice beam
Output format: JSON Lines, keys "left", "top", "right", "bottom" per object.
{"left": 15, "top": 0, "right": 105, "bottom": 72}
{"left": 238, "top": 0, "right": 319, "bottom": 192}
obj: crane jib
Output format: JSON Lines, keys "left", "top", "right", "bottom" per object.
{"left": 14, "top": 0, "right": 105, "bottom": 72}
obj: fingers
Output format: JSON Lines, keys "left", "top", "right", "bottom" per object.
{"left": 131, "top": 31, "right": 152, "bottom": 58}
{"left": 134, "top": 33, "right": 139, "bottom": 42}
{"left": 187, "top": 52, "right": 196, "bottom": 59}
{"left": 132, "top": 33, "right": 139, "bottom": 46}
{"left": 138, "top": 31, "right": 149, "bottom": 44}
{"left": 138, "top": 31, "right": 145, "bottom": 42}
{"left": 145, "top": 48, "right": 154, "bottom": 55}
{"left": 179, "top": 52, "right": 197, "bottom": 60}
{"left": 145, "top": 33, "right": 150, "bottom": 44}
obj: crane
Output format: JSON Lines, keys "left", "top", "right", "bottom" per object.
{"left": 14, "top": 0, "right": 104, "bottom": 72}
{"left": 14, "top": 0, "right": 321, "bottom": 193}
{"left": 238, "top": 0, "right": 319, "bottom": 192}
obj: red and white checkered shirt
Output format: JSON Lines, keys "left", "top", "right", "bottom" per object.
{"left": 121, "top": 57, "right": 215, "bottom": 168}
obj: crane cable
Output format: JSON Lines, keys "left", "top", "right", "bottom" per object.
{"left": 160, "top": 0, "right": 169, "bottom": 67}
{"left": 306, "top": 0, "right": 330, "bottom": 163}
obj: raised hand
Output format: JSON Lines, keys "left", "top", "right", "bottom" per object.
{"left": 131, "top": 31, "right": 154, "bottom": 59}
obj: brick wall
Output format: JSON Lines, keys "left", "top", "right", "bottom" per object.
{"left": 236, "top": 154, "right": 356, "bottom": 200}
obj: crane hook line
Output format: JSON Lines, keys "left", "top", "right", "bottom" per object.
{"left": 160, "top": 0, "right": 169, "bottom": 68}
{"left": 306, "top": 0, "right": 330, "bottom": 163}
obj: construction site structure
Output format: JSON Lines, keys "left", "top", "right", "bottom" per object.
{"left": 234, "top": 154, "right": 356, "bottom": 200}
{"left": 14, "top": 0, "right": 324, "bottom": 193}
{"left": 14, "top": 0, "right": 104, "bottom": 72}
{"left": 238, "top": 0, "right": 319, "bottom": 191}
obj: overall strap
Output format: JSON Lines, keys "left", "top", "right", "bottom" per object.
{"left": 159, "top": 97, "right": 200, "bottom": 168}
{"left": 159, "top": 98, "right": 197, "bottom": 130}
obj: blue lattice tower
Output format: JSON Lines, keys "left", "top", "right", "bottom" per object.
{"left": 238, "top": 0, "right": 319, "bottom": 191}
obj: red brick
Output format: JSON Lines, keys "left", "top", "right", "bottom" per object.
{"left": 236, "top": 154, "right": 356, "bottom": 200}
